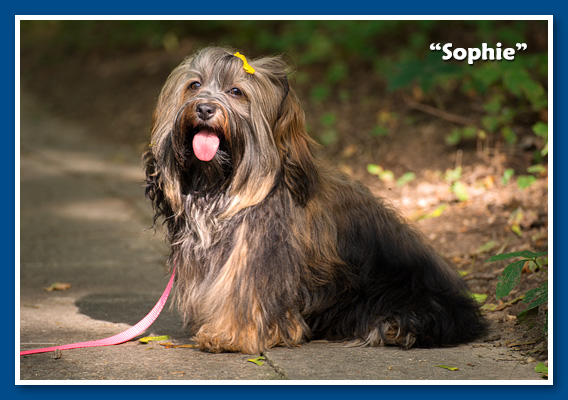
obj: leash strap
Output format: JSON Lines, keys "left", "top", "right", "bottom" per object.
{"left": 20, "top": 267, "right": 176, "bottom": 356}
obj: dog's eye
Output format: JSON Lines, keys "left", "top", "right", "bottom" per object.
{"left": 228, "top": 88, "right": 243, "bottom": 97}
{"left": 188, "top": 81, "right": 201, "bottom": 90}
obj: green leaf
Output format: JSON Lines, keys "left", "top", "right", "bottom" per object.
{"left": 139, "top": 335, "right": 170, "bottom": 344}
{"left": 310, "top": 84, "right": 330, "bottom": 102}
{"left": 517, "top": 175, "right": 537, "bottom": 189}
{"left": 445, "top": 128, "right": 463, "bottom": 146}
{"left": 472, "top": 63, "right": 502, "bottom": 90}
{"left": 527, "top": 164, "right": 546, "bottom": 174}
{"left": 501, "top": 126, "right": 517, "bottom": 144}
{"left": 483, "top": 95, "right": 503, "bottom": 115}
{"left": 502, "top": 168, "right": 515, "bottom": 185}
{"left": 503, "top": 67, "right": 531, "bottom": 97}
{"left": 534, "top": 362, "right": 548, "bottom": 374}
{"left": 451, "top": 181, "right": 469, "bottom": 202}
{"left": 462, "top": 126, "right": 478, "bottom": 139}
{"left": 496, "top": 260, "right": 526, "bottom": 300}
{"left": 379, "top": 170, "right": 395, "bottom": 183}
{"left": 248, "top": 356, "right": 266, "bottom": 366}
{"left": 471, "top": 293, "right": 488, "bottom": 304}
{"left": 436, "top": 365, "right": 459, "bottom": 371}
{"left": 367, "top": 164, "right": 383, "bottom": 176}
{"left": 510, "top": 223, "right": 522, "bottom": 237}
{"left": 327, "top": 61, "right": 348, "bottom": 84}
{"left": 486, "top": 251, "right": 548, "bottom": 263}
{"left": 397, "top": 172, "right": 416, "bottom": 186}
{"left": 532, "top": 122, "right": 548, "bottom": 139}
{"left": 520, "top": 281, "right": 548, "bottom": 313}
{"left": 521, "top": 80, "right": 547, "bottom": 109}
{"left": 320, "top": 112, "right": 337, "bottom": 126}
{"left": 475, "top": 240, "right": 498, "bottom": 255}
{"left": 445, "top": 167, "right": 462, "bottom": 184}
{"left": 417, "top": 204, "right": 448, "bottom": 221}
{"left": 517, "top": 306, "right": 538, "bottom": 323}
{"left": 371, "top": 125, "right": 389, "bottom": 137}
{"left": 481, "top": 115, "right": 500, "bottom": 133}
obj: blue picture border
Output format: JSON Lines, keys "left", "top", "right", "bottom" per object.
{"left": 10, "top": 0, "right": 563, "bottom": 398}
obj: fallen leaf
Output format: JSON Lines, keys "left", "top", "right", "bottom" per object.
{"left": 471, "top": 293, "right": 487, "bottom": 304}
{"left": 43, "top": 282, "right": 72, "bottom": 292}
{"left": 341, "top": 144, "right": 358, "bottom": 158}
{"left": 396, "top": 172, "right": 416, "bottom": 187}
{"left": 248, "top": 356, "right": 266, "bottom": 366}
{"left": 416, "top": 204, "right": 448, "bottom": 221}
{"left": 367, "top": 164, "right": 383, "bottom": 176}
{"left": 535, "top": 362, "right": 548, "bottom": 379}
{"left": 474, "top": 240, "right": 498, "bottom": 256}
{"left": 436, "top": 365, "right": 459, "bottom": 371}
{"left": 139, "top": 335, "right": 170, "bottom": 344}
{"left": 481, "top": 303, "right": 498, "bottom": 311}
{"left": 159, "top": 342, "right": 197, "bottom": 349}
{"left": 451, "top": 181, "right": 469, "bottom": 202}
{"left": 481, "top": 295, "right": 524, "bottom": 312}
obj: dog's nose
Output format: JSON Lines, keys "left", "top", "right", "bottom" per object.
{"left": 196, "top": 103, "right": 217, "bottom": 121}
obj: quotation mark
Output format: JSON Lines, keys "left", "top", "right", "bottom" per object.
{"left": 430, "top": 43, "right": 442, "bottom": 51}
{"left": 516, "top": 43, "right": 528, "bottom": 51}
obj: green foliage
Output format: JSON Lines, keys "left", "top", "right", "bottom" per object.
{"left": 532, "top": 122, "right": 548, "bottom": 156}
{"left": 487, "top": 250, "right": 548, "bottom": 331}
{"left": 451, "top": 181, "right": 469, "bottom": 202}
{"left": 21, "top": 20, "right": 548, "bottom": 155}
{"left": 384, "top": 23, "right": 547, "bottom": 156}
{"left": 367, "top": 164, "right": 416, "bottom": 186}
{"left": 397, "top": 172, "right": 416, "bottom": 186}
{"left": 534, "top": 362, "right": 548, "bottom": 378}
{"left": 367, "top": 164, "right": 394, "bottom": 183}
{"left": 517, "top": 175, "right": 537, "bottom": 189}
{"left": 371, "top": 125, "right": 390, "bottom": 137}
{"left": 444, "top": 166, "right": 469, "bottom": 201}
{"left": 502, "top": 168, "right": 515, "bottom": 185}
{"left": 318, "top": 112, "right": 339, "bottom": 145}
{"left": 446, "top": 126, "right": 478, "bottom": 146}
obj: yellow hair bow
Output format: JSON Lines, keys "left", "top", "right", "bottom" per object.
{"left": 234, "top": 52, "right": 255, "bottom": 75}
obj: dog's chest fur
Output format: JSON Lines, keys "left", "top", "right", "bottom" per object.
{"left": 180, "top": 194, "right": 228, "bottom": 253}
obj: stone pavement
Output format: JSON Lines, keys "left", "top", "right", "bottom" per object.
{"left": 18, "top": 91, "right": 545, "bottom": 382}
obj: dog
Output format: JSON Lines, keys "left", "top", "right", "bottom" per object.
{"left": 143, "top": 47, "right": 486, "bottom": 353}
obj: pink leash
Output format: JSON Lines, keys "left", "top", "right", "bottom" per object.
{"left": 20, "top": 267, "right": 176, "bottom": 356}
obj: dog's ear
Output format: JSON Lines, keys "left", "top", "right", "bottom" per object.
{"left": 273, "top": 87, "right": 319, "bottom": 206}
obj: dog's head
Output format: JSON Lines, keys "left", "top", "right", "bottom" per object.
{"left": 145, "top": 47, "right": 318, "bottom": 220}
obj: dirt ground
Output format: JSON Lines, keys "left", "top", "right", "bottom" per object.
{"left": 20, "top": 40, "right": 549, "bottom": 370}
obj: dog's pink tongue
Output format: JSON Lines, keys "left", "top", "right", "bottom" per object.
{"left": 192, "top": 131, "right": 220, "bottom": 162}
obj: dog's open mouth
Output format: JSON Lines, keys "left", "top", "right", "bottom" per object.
{"left": 192, "top": 129, "right": 220, "bottom": 162}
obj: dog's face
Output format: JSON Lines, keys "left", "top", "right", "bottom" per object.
{"left": 146, "top": 47, "right": 318, "bottom": 218}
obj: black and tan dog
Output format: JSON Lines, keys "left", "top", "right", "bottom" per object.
{"left": 143, "top": 47, "right": 486, "bottom": 353}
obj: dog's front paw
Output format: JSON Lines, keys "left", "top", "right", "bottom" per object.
{"left": 195, "top": 332, "right": 235, "bottom": 353}
{"left": 194, "top": 326, "right": 260, "bottom": 354}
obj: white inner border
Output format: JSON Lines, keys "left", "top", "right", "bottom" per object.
{"left": 16, "top": 15, "right": 553, "bottom": 386}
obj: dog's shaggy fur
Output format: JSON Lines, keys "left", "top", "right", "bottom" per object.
{"left": 143, "top": 47, "right": 486, "bottom": 353}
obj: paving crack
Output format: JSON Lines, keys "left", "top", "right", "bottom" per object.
{"left": 262, "top": 352, "right": 289, "bottom": 380}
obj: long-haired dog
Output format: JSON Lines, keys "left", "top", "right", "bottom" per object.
{"left": 143, "top": 47, "right": 486, "bottom": 354}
